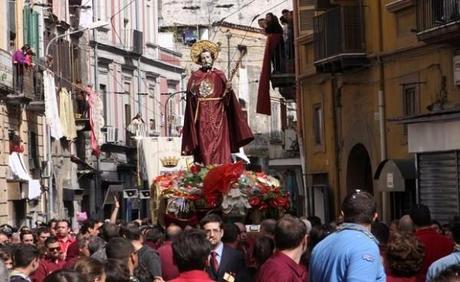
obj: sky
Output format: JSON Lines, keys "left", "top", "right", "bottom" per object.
{"left": 159, "top": 0, "right": 293, "bottom": 27}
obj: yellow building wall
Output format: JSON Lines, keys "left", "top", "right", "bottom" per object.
{"left": 296, "top": 0, "right": 460, "bottom": 219}
{"left": 0, "top": 1, "right": 46, "bottom": 225}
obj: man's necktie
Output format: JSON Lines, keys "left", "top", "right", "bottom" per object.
{"left": 210, "top": 251, "right": 219, "bottom": 272}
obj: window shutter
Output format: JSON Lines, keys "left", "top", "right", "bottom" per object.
{"left": 23, "top": 7, "right": 31, "bottom": 45}
{"left": 30, "top": 11, "right": 40, "bottom": 55}
{"left": 23, "top": 7, "right": 40, "bottom": 55}
{"left": 298, "top": 0, "right": 315, "bottom": 34}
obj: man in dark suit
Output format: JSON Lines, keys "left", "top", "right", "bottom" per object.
{"left": 200, "top": 214, "right": 249, "bottom": 282}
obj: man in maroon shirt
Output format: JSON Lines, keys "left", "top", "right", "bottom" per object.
{"left": 256, "top": 215, "right": 308, "bottom": 282}
{"left": 410, "top": 204, "right": 454, "bottom": 282}
{"left": 32, "top": 236, "right": 66, "bottom": 282}
{"left": 55, "top": 220, "right": 75, "bottom": 260}
{"left": 158, "top": 224, "right": 182, "bottom": 280}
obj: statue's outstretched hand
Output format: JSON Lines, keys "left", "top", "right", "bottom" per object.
{"left": 226, "top": 81, "right": 233, "bottom": 91}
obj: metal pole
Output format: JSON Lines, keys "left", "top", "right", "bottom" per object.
{"left": 135, "top": 0, "right": 142, "bottom": 116}
{"left": 165, "top": 96, "right": 170, "bottom": 137}
{"left": 92, "top": 0, "right": 101, "bottom": 219}
{"left": 46, "top": 125, "right": 53, "bottom": 218}
{"left": 226, "top": 32, "right": 232, "bottom": 78}
{"left": 135, "top": 0, "right": 142, "bottom": 216}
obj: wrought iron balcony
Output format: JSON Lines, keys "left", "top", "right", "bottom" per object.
{"left": 269, "top": 45, "right": 296, "bottom": 90}
{"left": 313, "top": 5, "right": 368, "bottom": 73}
{"left": 8, "top": 65, "right": 43, "bottom": 108}
{"left": 416, "top": 0, "right": 460, "bottom": 43}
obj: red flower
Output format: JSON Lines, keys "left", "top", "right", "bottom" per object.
{"left": 190, "top": 165, "right": 201, "bottom": 174}
{"left": 256, "top": 183, "right": 270, "bottom": 194}
{"left": 258, "top": 202, "right": 268, "bottom": 210}
{"left": 249, "top": 196, "right": 261, "bottom": 207}
{"left": 187, "top": 194, "right": 200, "bottom": 201}
{"left": 272, "top": 196, "right": 289, "bottom": 208}
{"left": 206, "top": 194, "right": 219, "bottom": 208}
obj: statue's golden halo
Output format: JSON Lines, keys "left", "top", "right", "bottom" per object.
{"left": 190, "top": 40, "right": 220, "bottom": 65}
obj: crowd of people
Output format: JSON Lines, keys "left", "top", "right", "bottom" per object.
{"left": 0, "top": 191, "right": 457, "bottom": 281}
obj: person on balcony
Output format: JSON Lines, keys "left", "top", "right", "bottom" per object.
{"left": 264, "top": 13, "right": 285, "bottom": 73}
{"left": 24, "top": 48, "right": 35, "bottom": 70}
{"left": 12, "top": 45, "right": 30, "bottom": 94}
{"left": 256, "top": 14, "right": 284, "bottom": 115}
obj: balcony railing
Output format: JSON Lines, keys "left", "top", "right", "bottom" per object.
{"left": 270, "top": 41, "right": 296, "bottom": 91}
{"left": 313, "top": 5, "right": 367, "bottom": 72}
{"left": 9, "top": 64, "right": 43, "bottom": 107}
{"left": 416, "top": 0, "right": 460, "bottom": 43}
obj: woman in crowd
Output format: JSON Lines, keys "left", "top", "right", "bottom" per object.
{"left": 74, "top": 257, "right": 106, "bottom": 282}
{"left": 385, "top": 231, "right": 425, "bottom": 282}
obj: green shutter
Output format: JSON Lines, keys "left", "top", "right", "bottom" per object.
{"left": 30, "top": 11, "right": 39, "bottom": 54}
{"left": 23, "top": 6, "right": 31, "bottom": 45}
{"left": 22, "top": 7, "right": 39, "bottom": 55}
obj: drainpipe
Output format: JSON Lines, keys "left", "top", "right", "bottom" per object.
{"left": 291, "top": 0, "right": 308, "bottom": 216}
{"left": 377, "top": 0, "right": 388, "bottom": 222}
{"left": 331, "top": 76, "right": 342, "bottom": 219}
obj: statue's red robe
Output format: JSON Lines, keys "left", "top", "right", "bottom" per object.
{"left": 181, "top": 67, "right": 254, "bottom": 165}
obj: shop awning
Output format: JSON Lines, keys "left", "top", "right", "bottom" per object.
{"left": 374, "top": 159, "right": 415, "bottom": 192}
{"left": 389, "top": 107, "right": 460, "bottom": 124}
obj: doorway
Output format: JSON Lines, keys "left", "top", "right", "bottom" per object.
{"left": 346, "top": 144, "right": 373, "bottom": 194}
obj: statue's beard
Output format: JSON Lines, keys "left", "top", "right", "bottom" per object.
{"left": 201, "top": 63, "right": 212, "bottom": 70}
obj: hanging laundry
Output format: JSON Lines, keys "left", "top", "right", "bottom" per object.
{"left": 87, "top": 86, "right": 104, "bottom": 156}
{"left": 44, "top": 70, "right": 64, "bottom": 139}
{"left": 8, "top": 152, "right": 41, "bottom": 200}
{"left": 59, "top": 88, "right": 77, "bottom": 140}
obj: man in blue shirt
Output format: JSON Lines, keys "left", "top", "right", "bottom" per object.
{"left": 309, "top": 190, "right": 386, "bottom": 282}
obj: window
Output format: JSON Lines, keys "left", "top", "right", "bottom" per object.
{"left": 271, "top": 102, "right": 282, "bottom": 142}
{"left": 28, "top": 132, "right": 39, "bottom": 171}
{"left": 148, "top": 86, "right": 156, "bottom": 132}
{"left": 402, "top": 85, "right": 419, "bottom": 136}
{"left": 403, "top": 86, "right": 417, "bottom": 116}
{"left": 100, "top": 84, "right": 107, "bottom": 126}
{"left": 123, "top": 81, "right": 132, "bottom": 129}
{"left": 8, "top": 0, "right": 16, "bottom": 50}
{"left": 313, "top": 104, "right": 323, "bottom": 145}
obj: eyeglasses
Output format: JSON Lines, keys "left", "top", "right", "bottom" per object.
{"left": 48, "top": 247, "right": 60, "bottom": 252}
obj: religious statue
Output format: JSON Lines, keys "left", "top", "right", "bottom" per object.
{"left": 181, "top": 40, "right": 254, "bottom": 165}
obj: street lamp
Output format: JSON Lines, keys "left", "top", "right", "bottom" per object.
{"left": 44, "top": 20, "right": 109, "bottom": 219}
{"left": 161, "top": 91, "right": 187, "bottom": 137}
{"left": 45, "top": 21, "right": 109, "bottom": 56}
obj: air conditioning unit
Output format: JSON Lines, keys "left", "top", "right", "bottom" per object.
{"left": 106, "top": 127, "right": 118, "bottom": 143}
{"left": 453, "top": 55, "right": 460, "bottom": 86}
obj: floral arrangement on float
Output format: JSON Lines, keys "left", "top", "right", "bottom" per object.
{"left": 152, "top": 161, "right": 290, "bottom": 224}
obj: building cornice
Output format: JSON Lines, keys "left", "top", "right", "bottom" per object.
{"left": 386, "top": 0, "right": 414, "bottom": 13}
{"left": 213, "top": 21, "right": 264, "bottom": 34}
{"left": 90, "top": 41, "right": 185, "bottom": 74}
